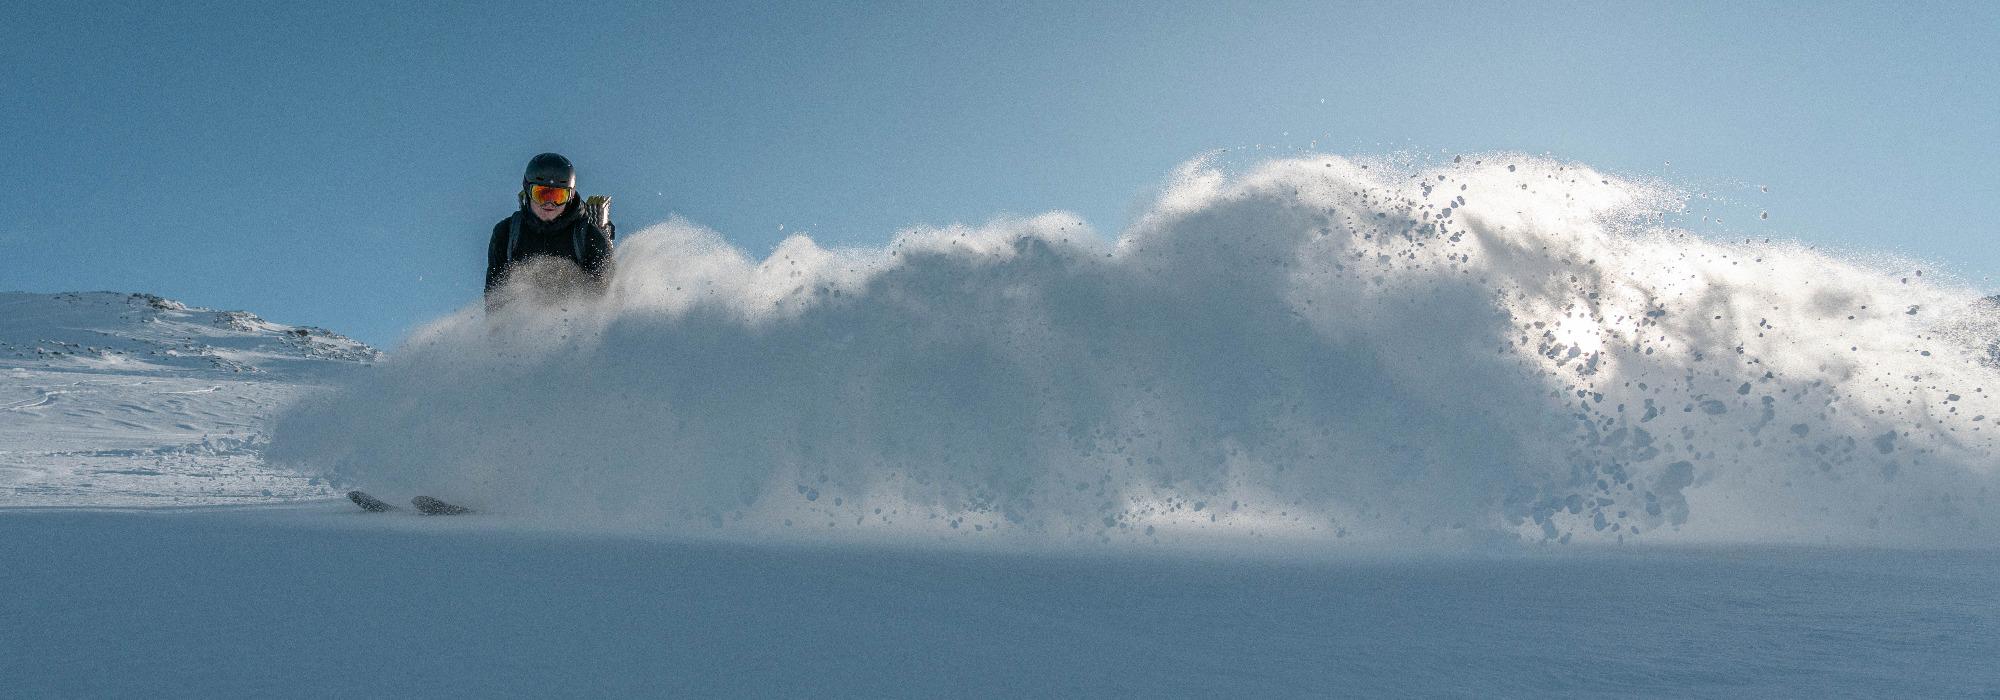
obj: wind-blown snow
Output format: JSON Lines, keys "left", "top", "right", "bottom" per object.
{"left": 271, "top": 154, "right": 2000, "bottom": 548}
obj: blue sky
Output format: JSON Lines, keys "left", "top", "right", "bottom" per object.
{"left": 4, "top": 1, "right": 1995, "bottom": 345}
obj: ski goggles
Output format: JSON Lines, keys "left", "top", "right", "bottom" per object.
{"left": 528, "top": 184, "right": 574, "bottom": 205}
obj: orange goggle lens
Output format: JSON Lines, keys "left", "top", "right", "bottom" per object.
{"left": 529, "top": 184, "right": 573, "bottom": 205}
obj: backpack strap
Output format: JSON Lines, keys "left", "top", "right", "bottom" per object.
{"left": 572, "top": 221, "right": 587, "bottom": 262}
{"left": 507, "top": 211, "right": 523, "bottom": 261}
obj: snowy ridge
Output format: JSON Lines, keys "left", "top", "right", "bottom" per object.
{"left": 0, "top": 292, "right": 377, "bottom": 506}
{"left": 0, "top": 291, "right": 378, "bottom": 376}
{"left": 274, "top": 153, "right": 2000, "bottom": 549}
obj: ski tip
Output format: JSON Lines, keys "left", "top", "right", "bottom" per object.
{"left": 347, "top": 490, "right": 397, "bottom": 512}
{"left": 411, "top": 495, "right": 473, "bottom": 516}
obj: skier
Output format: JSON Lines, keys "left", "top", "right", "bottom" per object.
{"left": 484, "top": 152, "right": 615, "bottom": 313}
{"left": 346, "top": 153, "right": 619, "bottom": 515}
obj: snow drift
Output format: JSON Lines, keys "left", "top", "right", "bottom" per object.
{"left": 269, "top": 154, "right": 2000, "bottom": 547}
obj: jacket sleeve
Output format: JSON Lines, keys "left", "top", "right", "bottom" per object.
{"left": 485, "top": 218, "right": 510, "bottom": 312}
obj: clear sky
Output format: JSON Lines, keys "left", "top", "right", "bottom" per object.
{"left": 4, "top": 0, "right": 1995, "bottom": 345}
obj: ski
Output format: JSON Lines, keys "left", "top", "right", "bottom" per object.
{"left": 412, "top": 495, "right": 472, "bottom": 516}
{"left": 347, "top": 490, "right": 397, "bottom": 512}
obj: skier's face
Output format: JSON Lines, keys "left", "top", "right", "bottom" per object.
{"left": 531, "top": 195, "right": 566, "bottom": 222}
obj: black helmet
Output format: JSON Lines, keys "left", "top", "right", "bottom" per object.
{"left": 523, "top": 152, "right": 576, "bottom": 189}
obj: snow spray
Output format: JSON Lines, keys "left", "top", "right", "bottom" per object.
{"left": 270, "top": 153, "right": 2000, "bottom": 549}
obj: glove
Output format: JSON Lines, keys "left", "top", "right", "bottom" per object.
{"left": 583, "top": 195, "right": 612, "bottom": 231}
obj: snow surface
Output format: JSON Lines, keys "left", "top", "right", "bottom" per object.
{"left": 8, "top": 153, "right": 2000, "bottom": 695}
{"left": 6, "top": 506, "right": 1996, "bottom": 697}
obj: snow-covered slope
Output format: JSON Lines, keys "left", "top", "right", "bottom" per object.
{"left": 0, "top": 291, "right": 377, "bottom": 507}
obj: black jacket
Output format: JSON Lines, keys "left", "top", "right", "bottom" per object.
{"left": 484, "top": 202, "right": 615, "bottom": 302}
